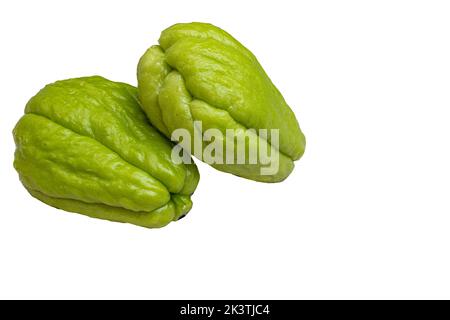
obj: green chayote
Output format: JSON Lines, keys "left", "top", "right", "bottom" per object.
{"left": 13, "top": 76, "right": 199, "bottom": 228}
{"left": 137, "top": 22, "right": 306, "bottom": 182}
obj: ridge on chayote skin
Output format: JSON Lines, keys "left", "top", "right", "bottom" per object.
{"left": 137, "top": 22, "right": 306, "bottom": 182}
{"left": 13, "top": 76, "right": 200, "bottom": 228}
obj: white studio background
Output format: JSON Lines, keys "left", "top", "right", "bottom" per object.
{"left": 1, "top": 0, "right": 449, "bottom": 299}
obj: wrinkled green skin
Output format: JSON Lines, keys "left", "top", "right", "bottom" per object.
{"left": 137, "top": 22, "right": 306, "bottom": 182}
{"left": 13, "top": 77, "right": 200, "bottom": 228}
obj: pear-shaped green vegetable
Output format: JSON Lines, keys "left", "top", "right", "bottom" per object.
{"left": 137, "top": 22, "right": 305, "bottom": 182}
{"left": 13, "top": 76, "right": 199, "bottom": 228}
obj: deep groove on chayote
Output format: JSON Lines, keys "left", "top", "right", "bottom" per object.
{"left": 137, "top": 22, "right": 306, "bottom": 182}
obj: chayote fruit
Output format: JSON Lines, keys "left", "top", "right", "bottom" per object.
{"left": 13, "top": 76, "right": 199, "bottom": 228}
{"left": 137, "top": 22, "right": 306, "bottom": 182}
